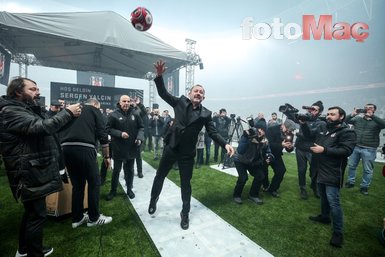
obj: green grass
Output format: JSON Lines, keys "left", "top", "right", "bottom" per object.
{"left": 1, "top": 152, "right": 385, "bottom": 257}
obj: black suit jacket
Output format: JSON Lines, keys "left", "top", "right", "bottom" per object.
{"left": 155, "top": 76, "right": 227, "bottom": 155}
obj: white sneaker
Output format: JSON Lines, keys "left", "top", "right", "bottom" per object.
{"left": 72, "top": 213, "right": 89, "bottom": 228}
{"left": 16, "top": 246, "right": 53, "bottom": 257}
{"left": 87, "top": 214, "right": 112, "bottom": 227}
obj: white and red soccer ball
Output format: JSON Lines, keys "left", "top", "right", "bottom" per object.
{"left": 130, "top": 7, "right": 153, "bottom": 32}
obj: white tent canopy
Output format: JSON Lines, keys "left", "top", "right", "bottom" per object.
{"left": 0, "top": 11, "right": 187, "bottom": 78}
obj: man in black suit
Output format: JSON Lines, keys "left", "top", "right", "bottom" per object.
{"left": 148, "top": 60, "right": 235, "bottom": 230}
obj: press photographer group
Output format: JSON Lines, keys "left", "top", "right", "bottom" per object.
{"left": 220, "top": 100, "right": 385, "bottom": 248}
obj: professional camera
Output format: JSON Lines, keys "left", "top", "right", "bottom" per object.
{"left": 356, "top": 108, "right": 367, "bottom": 114}
{"left": 246, "top": 117, "right": 255, "bottom": 127}
{"left": 295, "top": 113, "right": 312, "bottom": 122}
{"left": 279, "top": 103, "right": 299, "bottom": 115}
{"left": 302, "top": 106, "right": 316, "bottom": 111}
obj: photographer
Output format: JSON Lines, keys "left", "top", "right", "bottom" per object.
{"left": 233, "top": 118, "right": 274, "bottom": 205}
{"left": 213, "top": 108, "right": 231, "bottom": 163}
{"left": 150, "top": 109, "right": 165, "bottom": 160}
{"left": 284, "top": 100, "right": 326, "bottom": 199}
{"left": 344, "top": 104, "right": 385, "bottom": 195}
{"left": 264, "top": 119, "right": 297, "bottom": 197}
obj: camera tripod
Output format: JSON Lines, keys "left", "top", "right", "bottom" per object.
{"left": 219, "top": 118, "right": 243, "bottom": 169}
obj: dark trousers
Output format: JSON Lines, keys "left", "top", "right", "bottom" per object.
{"left": 150, "top": 145, "right": 194, "bottom": 214}
{"left": 204, "top": 141, "right": 211, "bottom": 164}
{"left": 214, "top": 142, "right": 226, "bottom": 163}
{"left": 233, "top": 161, "right": 265, "bottom": 198}
{"left": 18, "top": 197, "right": 46, "bottom": 257}
{"left": 296, "top": 148, "right": 315, "bottom": 189}
{"left": 196, "top": 148, "right": 204, "bottom": 166}
{"left": 264, "top": 154, "right": 286, "bottom": 192}
{"left": 111, "top": 159, "right": 135, "bottom": 193}
{"left": 146, "top": 135, "right": 153, "bottom": 152}
{"left": 63, "top": 146, "right": 100, "bottom": 222}
{"left": 135, "top": 147, "right": 143, "bottom": 174}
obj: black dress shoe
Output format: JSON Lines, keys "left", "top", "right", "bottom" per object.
{"left": 138, "top": 172, "right": 143, "bottom": 178}
{"left": 148, "top": 197, "right": 159, "bottom": 215}
{"left": 180, "top": 211, "right": 189, "bottom": 230}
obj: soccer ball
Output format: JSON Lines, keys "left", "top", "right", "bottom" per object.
{"left": 130, "top": 7, "right": 153, "bottom": 32}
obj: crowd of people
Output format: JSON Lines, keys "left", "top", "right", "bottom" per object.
{"left": 1, "top": 61, "right": 385, "bottom": 256}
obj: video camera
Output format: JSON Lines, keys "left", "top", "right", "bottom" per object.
{"left": 278, "top": 103, "right": 299, "bottom": 114}
{"left": 356, "top": 108, "right": 367, "bottom": 114}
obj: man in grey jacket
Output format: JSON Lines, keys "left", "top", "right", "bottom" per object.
{"left": 344, "top": 104, "right": 385, "bottom": 195}
{"left": 0, "top": 77, "right": 80, "bottom": 257}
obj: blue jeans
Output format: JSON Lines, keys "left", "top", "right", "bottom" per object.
{"left": 347, "top": 146, "right": 377, "bottom": 188}
{"left": 318, "top": 183, "right": 343, "bottom": 234}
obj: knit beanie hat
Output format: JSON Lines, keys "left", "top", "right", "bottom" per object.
{"left": 283, "top": 119, "right": 297, "bottom": 132}
{"left": 312, "top": 100, "right": 324, "bottom": 113}
{"left": 254, "top": 118, "right": 267, "bottom": 132}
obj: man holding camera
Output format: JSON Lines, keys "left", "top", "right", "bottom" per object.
{"left": 150, "top": 109, "right": 165, "bottom": 160}
{"left": 233, "top": 118, "right": 274, "bottom": 204}
{"left": 264, "top": 119, "right": 297, "bottom": 197}
{"left": 213, "top": 108, "right": 231, "bottom": 163}
{"left": 344, "top": 104, "right": 385, "bottom": 195}
{"left": 285, "top": 101, "right": 326, "bottom": 199}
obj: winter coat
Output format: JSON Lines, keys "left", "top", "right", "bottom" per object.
{"left": 235, "top": 134, "right": 274, "bottom": 167}
{"left": 0, "top": 96, "right": 74, "bottom": 202}
{"left": 107, "top": 106, "right": 144, "bottom": 160}
{"left": 345, "top": 114, "right": 385, "bottom": 148}
{"left": 302, "top": 122, "right": 356, "bottom": 187}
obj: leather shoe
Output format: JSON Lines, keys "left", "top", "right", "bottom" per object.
{"left": 148, "top": 197, "right": 159, "bottom": 215}
{"left": 330, "top": 232, "right": 343, "bottom": 248}
{"left": 309, "top": 214, "right": 331, "bottom": 224}
{"left": 180, "top": 211, "right": 189, "bottom": 230}
{"left": 106, "top": 192, "right": 115, "bottom": 201}
{"left": 138, "top": 172, "right": 143, "bottom": 178}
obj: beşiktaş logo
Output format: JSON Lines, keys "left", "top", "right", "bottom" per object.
{"left": 241, "top": 15, "right": 369, "bottom": 42}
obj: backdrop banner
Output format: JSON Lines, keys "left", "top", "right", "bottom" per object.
{"left": 163, "top": 69, "right": 179, "bottom": 96}
{"left": 77, "top": 71, "right": 115, "bottom": 87}
{"left": 51, "top": 82, "right": 143, "bottom": 110}
{"left": 0, "top": 45, "right": 11, "bottom": 86}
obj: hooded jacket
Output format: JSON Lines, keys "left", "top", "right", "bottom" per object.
{"left": 0, "top": 96, "right": 74, "bottom": 202}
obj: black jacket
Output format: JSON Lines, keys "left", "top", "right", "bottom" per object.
{"left": 266, "top": 124, "right": 294, "bottom": 156}
{"left": 107, "top": 106, "right": 144, "bottom": 160}
{"left": 60, "top": 104, "right": 109, "bottom": 148}
{"left": 0, "top": 96, "right": 74, "bottom": 202}
{"left": 155, "top": 76, "right": 227, "bottom": 156}
{"left": 150, "top": 116, "right": 165, "bottom": 136}
{"left": 301, "top": 122, "right": 356, "bottom": 187}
